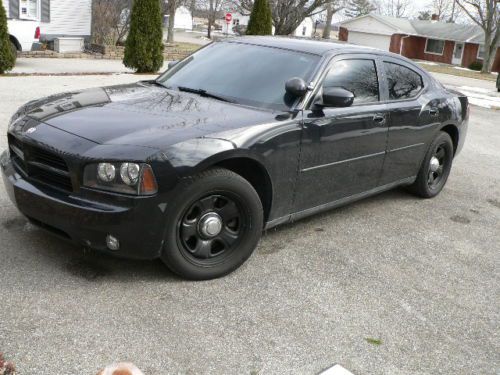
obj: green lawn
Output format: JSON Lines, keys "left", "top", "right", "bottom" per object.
{"left": 415, "top": 61, "right": 497, "bottom": 82}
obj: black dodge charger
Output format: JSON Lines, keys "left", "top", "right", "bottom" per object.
{"left": 1, "top": 37, "right": 469, "bottom": 280}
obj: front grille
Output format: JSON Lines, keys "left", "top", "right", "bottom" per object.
{"left": 8, "top": 134, "right": 73, "bottom": 192}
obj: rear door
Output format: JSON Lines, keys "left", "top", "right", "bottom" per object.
{"left": 294, "top": 54, "right": 390, "bottom": 213}
{"left": 378, "top": 58, "right": 440, "bottom": 184}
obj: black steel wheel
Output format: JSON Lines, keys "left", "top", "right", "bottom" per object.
{"left": 178, "top": 194, "right": 246, "bottom": 265}
{"left": 408, "top": 131, "right": 454, "bottom": 198}
{"left": 161, "top": 168, "right": 263, "bottom": 280}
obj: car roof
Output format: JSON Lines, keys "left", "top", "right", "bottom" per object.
{"left": 222, "top": 36, "right": 378, "bottom": 56}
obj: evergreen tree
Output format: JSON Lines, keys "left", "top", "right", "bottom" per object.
{"left": 124, "top": 0, "right": 164, "bottom": 73}
{"left": 344, "top": 0, "right": 376, "bottom": 19}
{"left": 0, "top": 1, "right": 16, "bottom": 74}
{"left": 246, "top": 0, "right": 273, "bottom": 35}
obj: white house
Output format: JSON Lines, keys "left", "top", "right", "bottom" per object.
{"left": 3, "top": 0, "right": 92, "bottom": 51}
{"left": 293, "top": 17, "right": 314, "bottom": 38}
{"left": 164, "top": 6, "right": 193, "bottom": 31}
{"left": 223, "top": 13, "right": 315, "bottom": 37}
{"left": 223, "top": 12, "right": 249, "bottom": 35}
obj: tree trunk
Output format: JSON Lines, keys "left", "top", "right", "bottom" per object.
{"left": 322, "top": 2, "right": 333, "bottom": 39}
{"left": 167, "top": 0, "right": 176, "bottom": 44}
{"left": 448, "top": 0, "right": 456, "bottom": 22}
{"left": 481, "top": 32, "right": 492, "bottom": 74}
{"left": 190, "top": 0, "right": 196, "bottom": 28}
{"left": 207, "top": 0, "right": 214, "bottom": 39}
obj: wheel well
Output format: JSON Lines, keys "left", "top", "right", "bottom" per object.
{"left": 9, "top": 35, "right": 21, "bottom": 51}
{"left": 441, "top": 125, "right": 459, "bottom": 155}
{"left": 214, "top": 158, "right": 273, "bottom": 223}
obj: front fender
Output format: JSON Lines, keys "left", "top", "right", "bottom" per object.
{"left": 161, "top": 137, "right": 270, "bottom": 178}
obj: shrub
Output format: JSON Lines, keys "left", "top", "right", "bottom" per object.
{"left": 0, "top": 1, "right": 16, "bottom": 74}
{"left": 123, "top": 0, "right": 164, "bottom": 73}
{"left": 468, "top": 60, "right": 483, "bottom": 71}
{"left": 246, "top": 0, "right": 273, "bottom": 35}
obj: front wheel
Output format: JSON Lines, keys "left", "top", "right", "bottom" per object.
{"left": 161, "top": 168, "right": 263, "bottom": 280}
{"left": 408, "top": 131, "right": 454, "bottom": 198}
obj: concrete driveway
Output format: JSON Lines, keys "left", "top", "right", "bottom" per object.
{"left": 0, "top": 75, "right": 499, "bottom": 375}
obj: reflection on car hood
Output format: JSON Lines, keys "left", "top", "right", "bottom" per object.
{"left": 18, "top": 82, "right": 276, "bottom": 149}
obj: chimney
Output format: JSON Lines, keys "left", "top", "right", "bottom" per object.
{"left": 431, "top": 14, "right": 439, "bottom": 21}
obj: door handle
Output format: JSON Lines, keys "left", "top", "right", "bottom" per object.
{"left": 429, "top": 108, "right": 439, "bottom": 116}
{"left": 373, "top": 115, "right": 386, "bottom": 123}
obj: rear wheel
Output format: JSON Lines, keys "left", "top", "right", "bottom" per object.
{"left": 161, "top": 168, "right": 263, "bottom": 280}
{"left": 408, "top": 132, "right": 454, "bottom": 198}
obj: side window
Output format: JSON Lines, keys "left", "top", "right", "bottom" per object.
{"left": 322, "top": 59, "right": 379, "bottom": 105}
{"left": 384, "top": 62, "right": 423, "bottom": 100}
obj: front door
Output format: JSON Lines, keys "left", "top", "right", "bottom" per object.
{"left": 452, "top": 42, "right": 464, "bottom": 65}
{"left": 294, "top": 56, "right": 389, "bottom": 213}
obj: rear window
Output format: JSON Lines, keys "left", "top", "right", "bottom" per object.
{"left": 383, "top": 62, "right": 423, "bottom": 100}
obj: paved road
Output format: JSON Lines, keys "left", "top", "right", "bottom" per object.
{"left": 0, "top": 75, "right": 499, "bottom": 374}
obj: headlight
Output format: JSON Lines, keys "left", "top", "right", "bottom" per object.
{"left": 97, "top": 163, "right": 116, "bottom": 182}
{"left": 83, "top": 162, "right": 158, "bottom": 195}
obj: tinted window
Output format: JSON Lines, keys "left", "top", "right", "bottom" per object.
{"left": 384, "top": 62, "right": 423, "bottom": 100}
{"left": 322, "top": 59, "right": 379, "bottom": 104}
{"left": 157, "top": 43, "right": 320, "bottom": 110}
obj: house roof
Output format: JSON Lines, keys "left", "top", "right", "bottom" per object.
{"left": 341, "top": 14, "right": 485, "bottom": 44}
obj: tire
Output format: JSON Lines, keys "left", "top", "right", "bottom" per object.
{"left": 160, "top": 168, "right": 263, "bottom": 280}
{"left": 408, "top": 131, "right": 454, "bottom": 198}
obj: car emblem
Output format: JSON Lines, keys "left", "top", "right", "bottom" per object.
{"left": 25, "top": 127, "right": 37, "bottom": 134}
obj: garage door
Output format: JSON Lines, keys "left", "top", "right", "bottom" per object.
{"left": 348, "top": 31, "right": 391, "bottom": 51}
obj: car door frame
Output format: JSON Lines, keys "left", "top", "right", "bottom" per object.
{"left": 291, "top": 52, "right": 392, "bottom": 218}
{"left": 375, "top": 55, "right": 441, "bottom": 185}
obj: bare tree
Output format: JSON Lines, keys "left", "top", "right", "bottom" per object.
{"left": 166, "top": 0, "right": 177, "bottom": 43}
{"left": 373, "top": 0, "right": 409, "bottom": 17}
{"left": 92, "top": 0, "right": 132, "bottom": 45}
{"left": 238, "top": 0, "right": 343, "bottom": 35}
{"left": 322, "top": 0, "right": 345, "bottom": 38}
{"left": 433, "top": 0, "right": 452, "bottom": 20}
{"left": 456, "top": 0, "right": 499, "bottom": 73}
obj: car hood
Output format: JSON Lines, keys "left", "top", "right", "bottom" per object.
{"left": 18, "top": 82, "right": 276, "bottom": 149}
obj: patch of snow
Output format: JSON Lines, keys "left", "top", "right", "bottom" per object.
{"left": 458, "top": 89, "right": 500, "bottom": 109}
{"left": 454, "top": 66, "right": 474, "bottom": 71}
{"left": 418, "top": 61, "right": 438, "bottom": 66}
{"left": 458, "top": 86, "right": 492, "bottom": 94}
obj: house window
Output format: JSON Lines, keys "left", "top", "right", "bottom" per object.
{"left": 425, "top": 39, "right": 445, "bottom": 55}
{"left": 19, "top": 0, "right": 39, "bottom": 20}
{"left": 477, "top": 44, "right": 485, "bottom": 60}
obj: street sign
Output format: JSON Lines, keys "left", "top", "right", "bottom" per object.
{"left": 225, "top": 13, "right": 232, "bottom": 24}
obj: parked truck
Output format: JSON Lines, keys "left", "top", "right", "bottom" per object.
{"left": 8, "top": 18, "right": 40, "bottom": 53}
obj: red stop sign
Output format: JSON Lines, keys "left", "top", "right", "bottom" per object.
{"left": 225, "top": 13, "right": 232, "bottom": 23}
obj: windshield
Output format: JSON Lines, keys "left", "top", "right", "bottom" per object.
{"left": 157, "top": 42, "right": 321, "bottom": 110}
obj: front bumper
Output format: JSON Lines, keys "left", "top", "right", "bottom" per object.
{"left": 1, "top": 150, "right": 166, "bottom": 260}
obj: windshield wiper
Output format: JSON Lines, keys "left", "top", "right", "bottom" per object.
{"left": 176, "top": 86, "right": 235, "bottom": 103}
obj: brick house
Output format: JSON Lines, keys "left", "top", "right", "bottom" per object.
{"left": 339, "top": 13, "right": 500, "bottom": 72}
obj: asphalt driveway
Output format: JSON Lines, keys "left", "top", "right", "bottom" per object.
{"left": 0, "top": 75, "right": 499, "bottom": 375}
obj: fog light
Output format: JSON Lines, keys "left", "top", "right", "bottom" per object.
{"left": 106, "top": 235, "right": 120, "bottom": 251}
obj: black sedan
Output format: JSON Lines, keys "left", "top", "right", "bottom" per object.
{"left": 1, "top": 37, "right": 469, "bottom": 280}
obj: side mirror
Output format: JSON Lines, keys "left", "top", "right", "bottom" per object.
{"left": 168, "top": 60, "right": 179, "bottom": 69}
{"left": 285, "top": 77, "right": 308, "bottom": 97}
{"left": 321, "top": 87, "right": 354, "bottom": 108}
